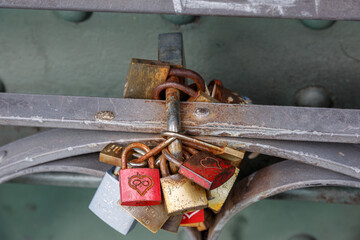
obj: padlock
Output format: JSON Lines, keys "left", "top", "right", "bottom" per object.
{"left": 123, "top": 59, "right": 171, "bottom": 99}
{"left": 89, "top": 167, "right": 137, "bottom": 235}
{"left": 100, "top": 143, "right": 149, "bottom": 167}
{"left": 208, "top": 79, "right": 250, "bottom": 104}
{"left": 120, "top": 200, "right": 169, "bottom": 233}
{"left": 154, "top": 82, "right": 220, "bottom": 103}
{"left": 208, "top": 167, "right": 239, "bottom": 213}
{"left": 119, "top": 143, "right": 161, "bottom": 206}
{"left": 162, "top": 131, "right": 245, "bottom": 167}
{"left": 180, "top": 209, "right": 213, "bottom": 231}
{"left": 159, "top": 153, "right": 208, "bottom": 215}
{"left": 162, "top": 148, "right": 235, "bottom": 190}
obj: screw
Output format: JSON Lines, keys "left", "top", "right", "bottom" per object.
{"left": 54, "top": 11, "right": 92, "bottom": 23}
{"left": 161, "top": 15, "right": 196, "bottom": 25}
{"left": 295, "top": 86, "right": 332, "bottom": 108}
{"left": 300, "top": 19, "right": 335, "bottom": 30}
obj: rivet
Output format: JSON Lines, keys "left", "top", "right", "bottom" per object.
{"left": 300, "top": 19, "right": 335, "bottom": 30}
{"left": 95, "top": 111, "right": 115, "bottom": 121}
{"left": 161, "top": 15, "right": 196, "bottom": 25}
{"left": 54, "top": 11, "right": 92, "bottom": 23}
{"left": 295, "top": 86, "right": 332, "bottom": 108}
{"left": 194, "top": 108, "right": 210, "bottom": 118}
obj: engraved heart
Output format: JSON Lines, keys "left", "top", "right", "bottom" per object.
{"left": 183, "top": 210, "right": 200, "bottom": 220}
{"left": 128, "top": 173, "right": 154, "bottom": 196}
{"left": 200, "top": 157, "right": 222, "bottom": 169}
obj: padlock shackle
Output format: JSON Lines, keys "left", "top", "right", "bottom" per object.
{"left": 169, "top": 67, "right": 206, "bottom": 92}
{"left": 153, "top": 82, "right": 198, "bottom": 100}
{"left": 162, "top": 149, "right": 182, "bottom": 168}
{"left": 161, "top": 132, "right": 224, "bottom": 155}
{"left": 159, "top": 154, "right": 170, "bottom": 177}
{"left": 130, "top": 137, "right": 177, "bottom": 163}
{"left": 121, "top": 143, "right": 155, "bottom": 169}
{"left": 183, "top": 146, "right": 199, "bottom": 155}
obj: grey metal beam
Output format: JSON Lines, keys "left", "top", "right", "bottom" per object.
{"left": 0, "top": 93, "right": 359, "bottom": 143}
{"left": 0, "top": 0, "right": 359, "bottom": 21}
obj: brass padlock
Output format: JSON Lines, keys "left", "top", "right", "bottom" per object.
{"left": 162, "top": 131, "right": 245, "bottom": 167}
{"left": 100, "top": 143, "right": 148, "bottom": 167}
{"left": 120, "top": 201, "right": 169, "bottom": 233}
{"left": 159, "top": 153, "right": 208, "bottom": 216}
{"left": 123, "top": 58, "right": 170, "bottom": 99}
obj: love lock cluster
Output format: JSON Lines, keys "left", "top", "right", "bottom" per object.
{"left": 88, "top": 57, "right": 249, "bottom": 235}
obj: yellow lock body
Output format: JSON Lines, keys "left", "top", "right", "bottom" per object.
{"left": 99, "top": 143, "right": 123, "bottom": 166}
{"left": 208, "top": 167, "right": 240, "bottom": 213}
{"left": 161, "top": 174, "right": 208, "bottom": 215}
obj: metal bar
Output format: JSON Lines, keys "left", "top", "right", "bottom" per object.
{"left": 159, "top": 33, "right": 183, "bottom": 173}
{"left": 0, "top": 93, "right": 359, "bottom": 143}
{"left": 271, "top": 186, "right": 360, "bottom": 205}
{"left": 1, "top": 129, "right": 360, "bottom": 183}
{"left": 207, "top": 160, "right": 360, "bottom": 240}
{"left": 0, "top": 0, "right": 359, "bottom": 21}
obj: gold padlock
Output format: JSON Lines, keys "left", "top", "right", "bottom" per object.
{"left": 159, "top": 153, "right": 208, "bottom": 216}
{"left": 120, "top": 201, "right": 169, "bottom": 233}
{"left": 123, "top": 58, "right": 170, "bottom": 99}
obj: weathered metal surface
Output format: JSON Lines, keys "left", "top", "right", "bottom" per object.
{"left": 1, "top": 129, "right": 360, "bottom": 182}
{"left": 1, "top": 93, "right": 360, "bottom": 143}
{"left": 159, "top": 33, "right": 184, "bottom": 174}
{"left": 0, "top": 0, "right": 360, "bottom": 20}
{"left": 272, "top": 186, "right": 360, "bottom": 205}
{"left": 2, "top": 153, "right": 108, "bottom": 184}
{"left": 168, "top": 67, "right": 206, "bottom": 92}
{"left": 207, "top": 160, "right": 360, "bottom": 240}
{"left": 123, "top": 59, "right": 170, "bottom": 99}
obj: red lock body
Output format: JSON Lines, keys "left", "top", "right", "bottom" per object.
{"left": 179, "top": 151, "right": 235, "bottom": 190}
{"left": 119, "top": 143, "right": 161, "bottom": 206}
{"left": 163, "top": 149, "right": 235, "bottom": 190}
{"left": 180, "top": 209, "right": 205, "bottom": 224}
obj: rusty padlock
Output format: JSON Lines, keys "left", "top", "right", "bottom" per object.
{"left": 119, "top": 143, "right": 161, "bottom": 206}
{"left": 162, "top": 147, "right": 235, "bottom": 190}
{"left": 123, "top": 59, "right": 171, "bottom": 99}
{"left": 154, "top": 82, "right": 219, "bottom": 103}
{"left": 159, "top": 153, "right": 208, "bottom": 215}
{"left": 208, "top": 79, "right": 250, "bottom": 104}
{"left": 162, "top": 131, "right": 245, "bottom": 167}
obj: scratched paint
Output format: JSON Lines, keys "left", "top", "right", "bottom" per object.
{"left": 173, "top": 0, "right": 302, "bottom": 15}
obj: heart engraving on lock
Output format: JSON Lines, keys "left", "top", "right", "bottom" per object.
{"left": 200, "top": 157, "right": 222, "bottom": 169}
{"left": 128, "top": 173, "right": 154, "bottom": 196}
{"left": 183, "top": 210, "right": 200, "bottom": 220}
